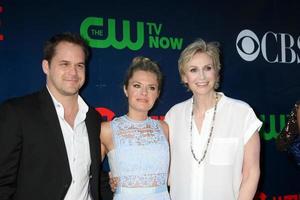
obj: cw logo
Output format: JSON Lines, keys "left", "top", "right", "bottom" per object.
{"left": 259, "top": 114, "right": 287, "bottom": 141}
{"left": 80, "top": 17, "right": 183, "bottom": 51}
{"left": 80, "top": 17, "right": 144, "bottom": 51}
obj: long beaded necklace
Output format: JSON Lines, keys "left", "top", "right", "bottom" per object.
{"left": 190, "top": 93, "right": 219, "bottom": 165}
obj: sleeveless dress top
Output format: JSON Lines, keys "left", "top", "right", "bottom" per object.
{"left": 108, "top": 115, "right": 170, "bottom": 200}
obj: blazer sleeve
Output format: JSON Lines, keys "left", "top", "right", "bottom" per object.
{"left": 0, "top": 100, "right": 22, "bottom": 200}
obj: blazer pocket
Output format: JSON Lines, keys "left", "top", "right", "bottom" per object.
{"left": 209, "top": 138, "right": 239, "bottom": 165}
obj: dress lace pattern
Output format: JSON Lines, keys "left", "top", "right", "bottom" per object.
{"left": 108, "top": 115, "right": 170, "bottom": 199}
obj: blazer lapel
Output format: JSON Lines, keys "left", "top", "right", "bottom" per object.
{"left": 85, "top": 110, "right": 99, "bottom": 169}
{"left": 38, "top": 87, "right": 71, "bottom": 176}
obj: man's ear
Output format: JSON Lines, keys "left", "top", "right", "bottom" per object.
{"left": 42, "top": 60, "right": 49, "bottom": 75}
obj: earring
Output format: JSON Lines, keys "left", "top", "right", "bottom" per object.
{"left": 214, "top": 80, "right": 219, "bottom": 89}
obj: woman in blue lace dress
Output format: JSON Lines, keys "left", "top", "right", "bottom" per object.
{"left": 100, "top": 56, "right": 170, "bottom": 200}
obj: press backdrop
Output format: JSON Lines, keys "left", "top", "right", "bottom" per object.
{"left": 1, "top": 1, "right": 300, "bottom": 199}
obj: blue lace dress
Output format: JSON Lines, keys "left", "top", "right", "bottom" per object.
{"left": 107, "top": 115, "right": 170, "bottom": 200}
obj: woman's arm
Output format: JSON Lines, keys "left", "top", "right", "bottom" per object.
{"left": 159, "top": 120, "right": 169, "bottom": 141}
{"left": 100, "top": 121, "right": 113, "bottom": 161}
{"left": 238, "top": 131, "right": 261, "bottom": 200}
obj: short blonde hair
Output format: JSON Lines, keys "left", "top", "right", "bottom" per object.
{"left": 178, "top": 38, "right": 221, "bottom": 89}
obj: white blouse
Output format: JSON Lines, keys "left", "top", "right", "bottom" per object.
{"left": 165, "top": 93, "right": 262, "bottom": 200}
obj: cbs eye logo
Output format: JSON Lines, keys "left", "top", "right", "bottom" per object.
{"left": 236, "top": 29, "right": 260, "bottom": 61}
{"left": 236, "top": 29, "right": 300, "bottom": 64}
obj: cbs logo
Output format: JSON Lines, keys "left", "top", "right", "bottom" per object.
{"left": 236, "top": 29, "right": 300, "bottom": 63}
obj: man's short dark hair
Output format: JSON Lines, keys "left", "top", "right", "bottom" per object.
{"left": 43, "top": 32, "right": 90, "bottom": 63}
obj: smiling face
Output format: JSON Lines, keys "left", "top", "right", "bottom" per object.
{"left": 42, "top": 41, "right": 86, "bottom": 99}
{"left": 124, "top": 70, "right": 160, "bottom": 116}
{"left": 182, "top": 52, "right": 218, "bottom": 97}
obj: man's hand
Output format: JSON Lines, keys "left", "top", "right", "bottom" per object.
{"left": 109, "top": 172, "right": 119, "bottom": 192}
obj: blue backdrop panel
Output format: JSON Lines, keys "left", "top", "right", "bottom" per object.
{"left": 1, "top": 0, "right": 300, "bottom": 198}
